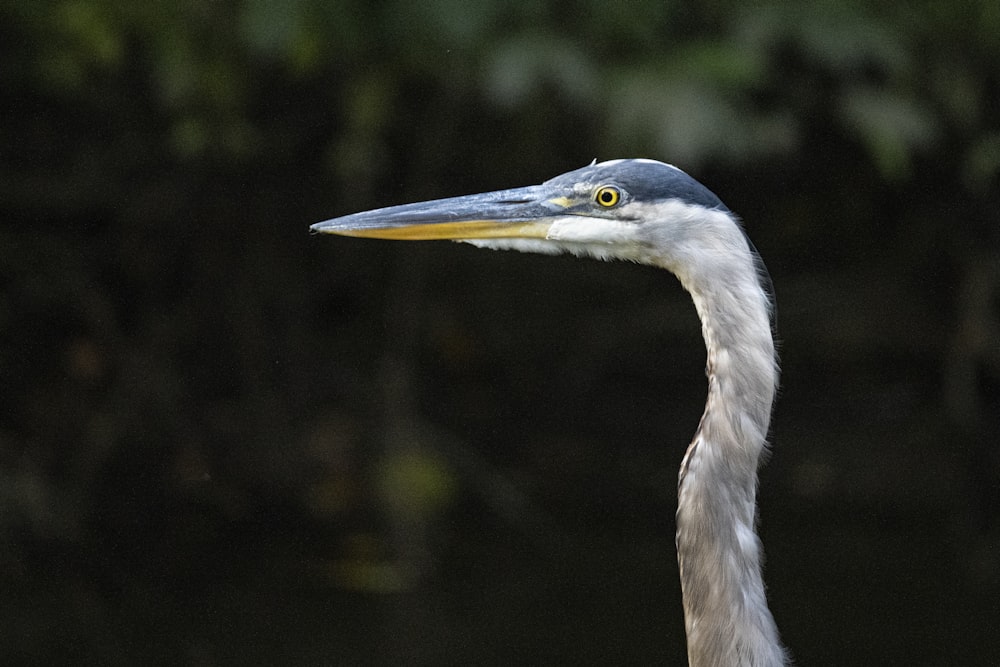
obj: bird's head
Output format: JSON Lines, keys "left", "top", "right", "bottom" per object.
{"left": 311, "top": 159, "right": 737, "bottom": 267}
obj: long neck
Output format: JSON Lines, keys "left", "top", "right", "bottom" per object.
{"left": 671, "top": 236, "right": 786, "bottom": 666}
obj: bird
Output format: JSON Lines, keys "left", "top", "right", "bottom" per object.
{"left": 312, "top": 159, "right": 787, "bottom": 666}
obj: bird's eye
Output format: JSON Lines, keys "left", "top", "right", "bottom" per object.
{"left": 594, "top": 185, "right": 622, "bottom": 208}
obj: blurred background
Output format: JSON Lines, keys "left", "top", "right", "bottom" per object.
{"left": 2, "top": 1, "right": 999, "bottom": 664}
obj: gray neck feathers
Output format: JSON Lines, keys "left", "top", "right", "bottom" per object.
{"left": 648, "top": 204, "right": 786, "bottom": 666}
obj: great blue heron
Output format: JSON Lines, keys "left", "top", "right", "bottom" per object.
{"left": 313, "top": 159, "right": 788, "bottom": 666}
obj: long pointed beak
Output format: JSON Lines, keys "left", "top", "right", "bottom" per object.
{"left": 311, "top": 185, "right": 572, "bottom": 240}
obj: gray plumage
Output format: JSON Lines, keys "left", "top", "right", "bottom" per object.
{"left": 313, "top": 159, "right": 788, "bottom": 666}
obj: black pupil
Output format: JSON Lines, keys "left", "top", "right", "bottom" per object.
{"left": 600, "top": 190, "right": 615, "bottom": 204}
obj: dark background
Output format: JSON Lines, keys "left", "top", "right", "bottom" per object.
{"left": 2, "top": 1, "right": 999, "bottom": 664}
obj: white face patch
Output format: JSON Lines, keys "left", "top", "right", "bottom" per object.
{"left": 546, "top": 216, "right": 640, "bottom": 246}
{"left": 463, "top": 216, "right": 647, "bottom": 263}
{"left": 463, "top": 238, "right": 565, "bottom": 255}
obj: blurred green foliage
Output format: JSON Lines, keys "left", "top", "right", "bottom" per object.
{"left": 8, "top": 0, "right": 998, "bottom": 176}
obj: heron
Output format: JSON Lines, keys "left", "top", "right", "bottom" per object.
{"left": 312, "top": 159, "right": 788, "bottom": 666}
